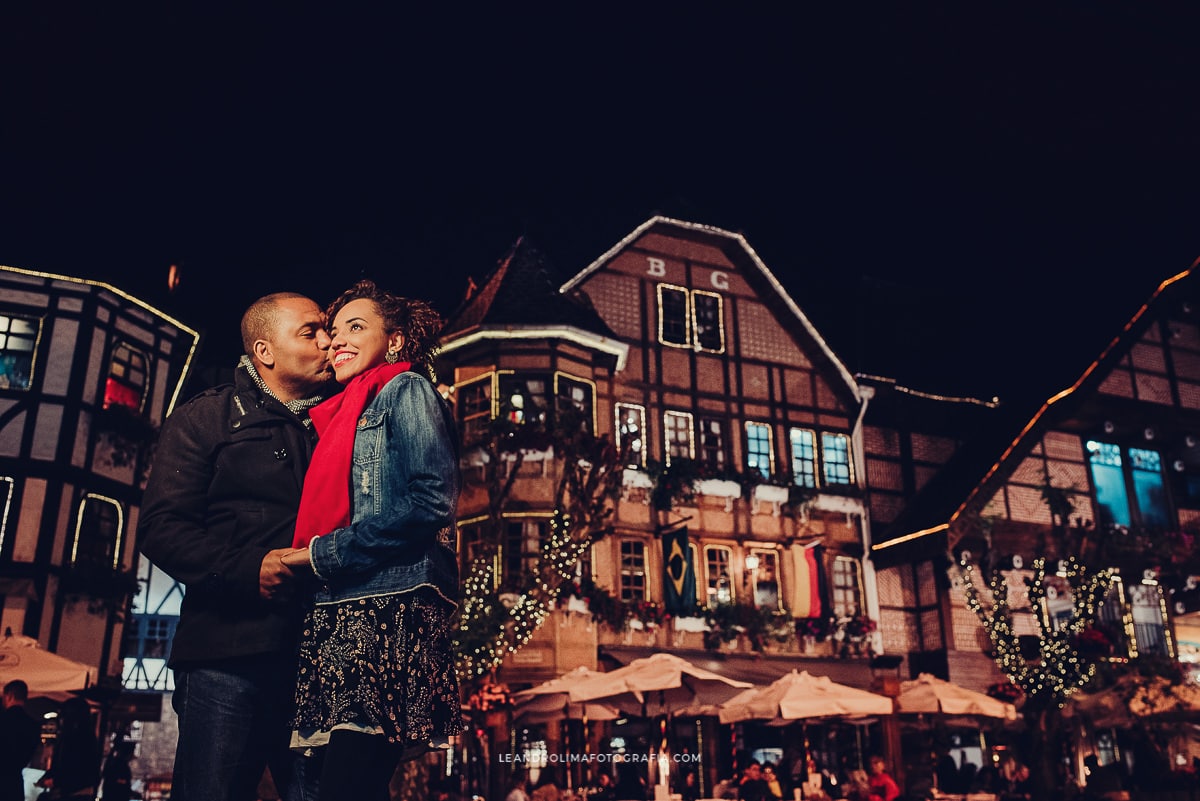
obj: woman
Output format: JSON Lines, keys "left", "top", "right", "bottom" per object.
{"left": 37, "top": 697, "right": 100, "bottom": 800}
{"left": 281, "top": 280, "right": 461, "bottom": 801}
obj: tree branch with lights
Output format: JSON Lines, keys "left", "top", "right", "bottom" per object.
{"left": 959, "top": 553, "right": 1113, "bottom": 709}
{"left": 455, "top": 404, "right": 624, "bottom": 679}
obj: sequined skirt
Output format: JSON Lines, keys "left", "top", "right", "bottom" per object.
{"left": 291, "top": 588, "right": 462, "bottom": 750}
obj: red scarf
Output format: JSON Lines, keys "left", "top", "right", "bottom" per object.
{"left": 292, "top": 361, "right": 411, "bottom": 548}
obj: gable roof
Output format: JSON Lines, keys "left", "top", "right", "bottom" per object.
{"left": 561, "top": 216, "right": 863, "bottom": 405}
{"left": 439, "top": 236, "right": 628, "bottom": 368}
{"left": 873, "top": 262, "right": 1200, "bottom": 561}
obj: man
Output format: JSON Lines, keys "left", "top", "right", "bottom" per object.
{"left": 139, "top": 292, "right": 333, "bottom": 801}
{"left": 738, "top": 761, "right": 770, "bottom": 801}
{"left": 0, "top": 680, "right": 40, "bottom": 801}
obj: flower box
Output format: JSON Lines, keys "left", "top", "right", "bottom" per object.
{"left": 622, "top": 468, "right": 654, "bottom": 489}
{"left": 673, "top": 615, "right": 708, "bottom": 633}
{"left": 753, "top": 483, "right": 789, "bottom": 515}
{"left": 696, "top": 478, "right": 743, "bottom": 510}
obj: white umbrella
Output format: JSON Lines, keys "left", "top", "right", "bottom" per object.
{"left": 0, "top": 635, "right": 96, "bottom": 700}
{"left": 568, "top": 652, "right": 753, "bottom": 716}
{"left": 512, "top": 666, "right": 621, "bottom": 789}
{"left": 896, "top": 673, "right": 1017, "bottom": 720}
{"left": 719, "top": 670, "right": 893, "bottom": 724}
{"left": 568, "top": 653, "right": 753, "bottom": 792}
{"left": 513, "top": 667, "right": 622, "bottom": 722}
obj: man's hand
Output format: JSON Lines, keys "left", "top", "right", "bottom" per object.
{"left": 259, "top": 548, "right": 302, "bottom": 601}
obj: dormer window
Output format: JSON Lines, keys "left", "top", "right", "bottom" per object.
{"left": 105, "top": 342, "right": 148, "bottom": 411}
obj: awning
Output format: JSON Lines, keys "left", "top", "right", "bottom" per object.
{"left": 599, "top": 645, "right": 876, "bottom": 691}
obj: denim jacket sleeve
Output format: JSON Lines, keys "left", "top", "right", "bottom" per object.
{"left": 308, "top": 372, "right": 457, "bottom": 579}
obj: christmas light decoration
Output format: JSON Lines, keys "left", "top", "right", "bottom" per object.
{"left": 959, "top": 554, "right": 1113, "bottom": 708}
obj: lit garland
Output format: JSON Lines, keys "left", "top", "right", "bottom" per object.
{"left": 959, "top": 555, "right": 1113, "bottom": 708}
{"left": 456, "top": 510, "right": 593, "bottom": 678}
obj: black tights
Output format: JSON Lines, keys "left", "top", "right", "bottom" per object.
{"left": 316, "top": 729, "right": 402, "bottom": 801}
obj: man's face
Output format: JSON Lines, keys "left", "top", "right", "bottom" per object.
{"left": 265, "top": 297, "right": 333, "bottom": 397}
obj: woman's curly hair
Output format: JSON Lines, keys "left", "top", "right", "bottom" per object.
{"left": 325, "top": 279, "right": 443, "bottom": 377}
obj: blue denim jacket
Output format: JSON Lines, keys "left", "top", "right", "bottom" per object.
{"left": 308, "top": 371, "right": 460, "bottom": 607}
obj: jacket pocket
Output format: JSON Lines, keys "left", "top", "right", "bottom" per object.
{"left": 352, "top": 409, "right": 387, "bottom": 516}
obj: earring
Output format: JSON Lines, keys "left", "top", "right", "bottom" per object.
{"left": 385, "top": 349, "right": 399, "bottom": 364}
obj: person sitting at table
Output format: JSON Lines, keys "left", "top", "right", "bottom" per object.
{"left": 532, "top": 767, "right": 562, "bottom": 801}
{"left": 587, "top": 771, "right": 616, "bottom": 801}
{"left": 675, "top": 769, "right": 700, "bottom": 801}
{"left": 738, "top": 762, "right": 771, "bottom": 801}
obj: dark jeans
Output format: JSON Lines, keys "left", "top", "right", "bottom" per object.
{"left": 172, "top": 658, "right": 313, "bottom": 801}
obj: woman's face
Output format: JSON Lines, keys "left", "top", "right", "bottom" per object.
{"left": 328, "top": 297, "right": 404, "bottom": 383}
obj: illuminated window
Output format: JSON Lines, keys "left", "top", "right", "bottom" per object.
{"left": 692, "top": 290, "right": 724, "bottom": 351}
{"left": 1098, "top": 577, "right": 1130, "bottom": 654}
{"left": 0, "top": 477, "right": 12, "bottom": 552}
{"left": 619, "top": 539, "right": 646, "bottom": 601}
{"left": 498, "top": 374, "right": 549, "bottom": 426}
{"left": 457, "top": 375, "right": 493, "bottom": 443}
{"left": 689, "top": 543, "right": 703, "bottom": 604}
{"left": 656, "top": 284, "right": 725, "bottom": 353}
{"left": 1086, "top": 441, "right": 1169, "bottom": 529}
{"left": 697, "top": 418, "right": 726, "bottom": 470}
{"left": 789, "top": 428, "right": 818, "bottom": 488}
{"left": 504, "top": 518, "right": 547, "bottom": 589}
{"left": 658, "top": 285, "right": 690, "bottom": 346}
{"left": 749, "top": 548, "right": 781, "bottom": 610}
{"left": 0, "top": 314, "right": 39, "bottom": 391}
{"left": 1129, "top": 581, "right": 1170, "bottom": 657}
{"left": 664, "top": 411, "right": 694, "bottom": 463}
{"left": 616, "top": 403, "right": 647, "bottom": 468}
{"left": 831, "top": 556, "right": 862, "bottom": 618}
{"left": 555, "top": 373, "right": 595, "bottom": 433}
{"left": 73, "top": 494, "right": 124, "bottom": 570}
{"left": 1097, "top": 575, "right": 1171, "bottom": 659}
{"left": 104, "top": 342, "right": 148, "bottom": 411}
{"left": 704, "top": 546, "right": 734, "bottom": 606}
{"left": 822, "top": 432, "right": 854, "bottom": 485}
{"left": 745, "top": 422, "right": 773, "bottom": 479}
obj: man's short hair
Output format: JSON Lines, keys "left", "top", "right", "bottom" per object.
{"left": 4, "top": 680, "right": 28, "bottom": 702}
{"left": 240, "top": 292, "right": 310, "bottom": 357}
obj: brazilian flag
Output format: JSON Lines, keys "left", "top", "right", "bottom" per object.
{"left": 662, "top": 526, "right": 697, "bottom": 615}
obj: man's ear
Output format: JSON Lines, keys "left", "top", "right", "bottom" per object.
{"left": 253, "top": 339, "right": 275, "bottom": 368}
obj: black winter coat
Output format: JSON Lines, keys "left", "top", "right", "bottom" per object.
{"left": 138, "top": 367, "right": 319, "bottom": 667}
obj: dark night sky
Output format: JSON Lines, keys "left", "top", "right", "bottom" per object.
{"left": 2, "top": 6, "right": 1198, "bottom": 405}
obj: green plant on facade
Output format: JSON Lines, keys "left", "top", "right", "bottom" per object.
{"left": 702, "top": 601, "right": 774, "bottom": 652}
{"left": 60, "top": 562, "right": 141, "bottom": 620}
{"left": 94, "top": 404, "right": 158, "bottom": 478}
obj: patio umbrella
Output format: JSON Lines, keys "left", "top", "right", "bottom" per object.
{"left": 895, "top": 673, "right": 1017, "bottom": 720}
{"left": 513, "top": 667, "right": 622, "bottom": 722}
{"left": 718, "top": 670, "right": 893, "bottom": 724}
{"left": 568, "top": 652, "right": 753, "bottom": 716}
{"left": 719, "top": 671, "right": 892, "bottom": 801}
{"left": 512, "top": 666, "right": 621, "bottom": 789}
{"left": 0, "top": 634, "right": 95, "bottom": 700}
{"left": 568, "top": 653, "right": 753, "bottom": 792}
